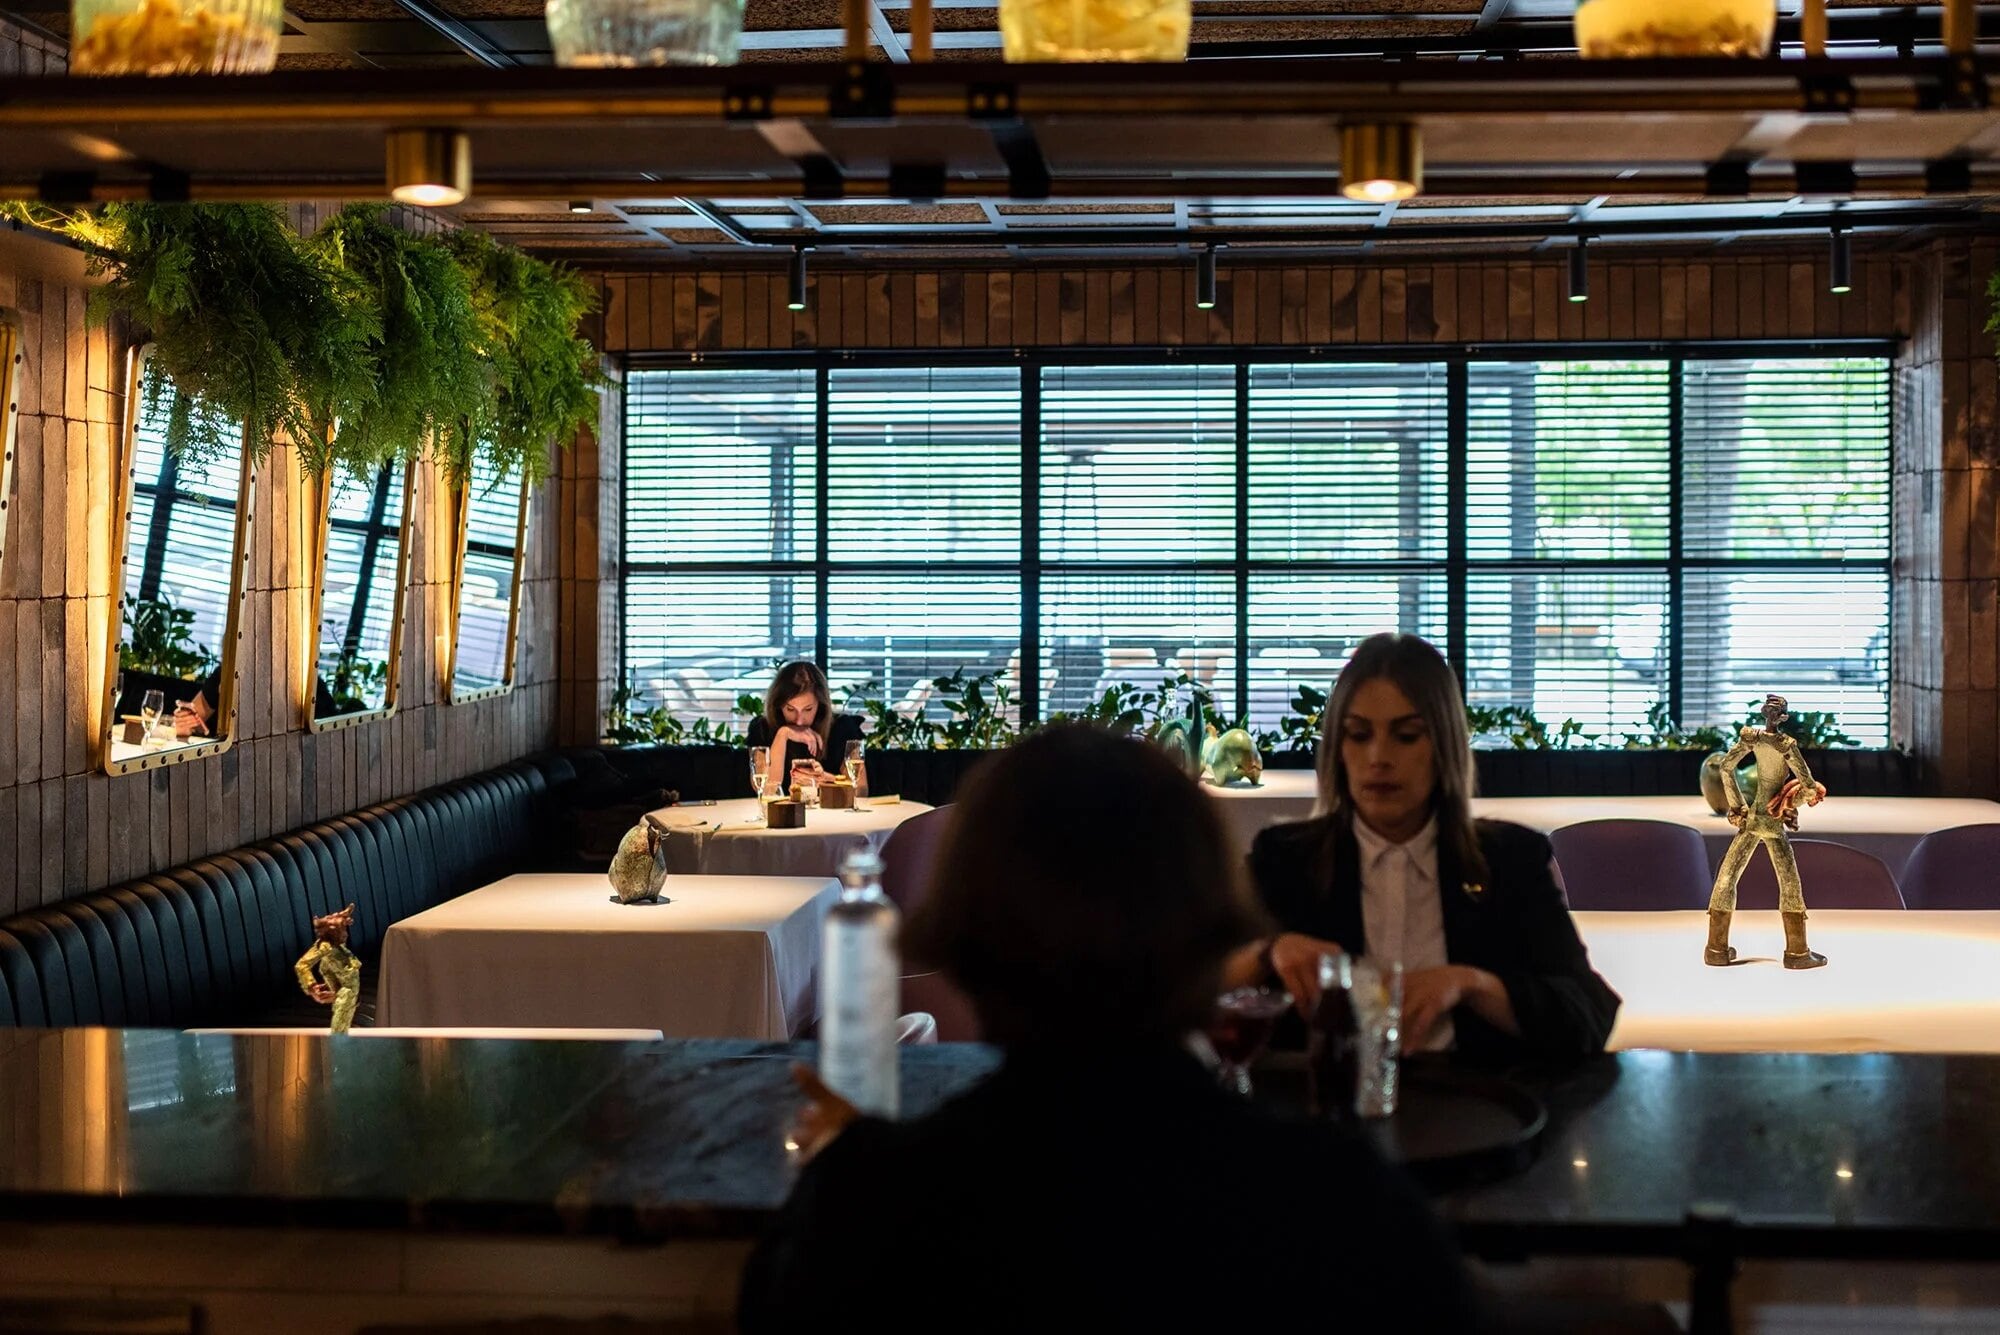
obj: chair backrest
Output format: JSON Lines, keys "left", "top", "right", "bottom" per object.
{"left": 1733, "top": 839, "right": 1904, "bottom": 910}
{"left": 1549, "top": 819, "right": 1712, "bottom": 910}
{"left": 1899, "top": 824, "right": 2000, "bottom": 909}
{"left": 879, "top": 805, "right": 955, "bottom": 914}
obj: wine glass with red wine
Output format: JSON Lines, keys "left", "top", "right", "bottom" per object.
{"left": 1208, "top": 987, "right": 1292, "bottom": 1097}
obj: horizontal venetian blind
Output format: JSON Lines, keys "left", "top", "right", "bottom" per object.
{"left": 1467, "top": 361, "right": 1671, "bottom": 560}
{"left": 623, "top": 572, "right": 817, "bottom": 725}
{"left": 1683, "top": 358, "right": 1891, "bottom": 560}
{"left": 1681, "top": 358, "right": 1891, "bottom": 746}
{"left": 128, "top": 388, "right": 244, "bottom": 661}
{"left": 318, "top": 465, "right": 406, "bottom": 706}
{"left": 1041, "top": 364, "right": 1236, "bottom": 561}
{"left": 828, "top": 367, "right": 1020, "bottom": 562}
{"left": 1248, "top": 362, "right": 1448, "bottom": 562}
{"left": 625, "top": 368, "right": 816, "bottom": 566}
{"left": 1038, "top": 571, "right": 1235, "bottom": 718}
{"left": 455, "top": 458, "right": 522, "bottom": 691}
{"left": 1248, "top": 572, "right": 1449, "bottom": 733}
{"left": 827, "top": 574, "right": 1021, "bottom": 719}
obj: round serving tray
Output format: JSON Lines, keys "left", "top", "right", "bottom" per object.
{"left": 1255, "top": 1053, "right": 1548, "bottom": 1190}
{"left": 1361, "top": 1061, "right": 1548, "bottom": 1190}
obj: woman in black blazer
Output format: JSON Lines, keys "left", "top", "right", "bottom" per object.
{"left": 1233, "top": 633, "right": 1619, "bottom": 1064}
{"left": 744, "top": 660, "right": 866, "bottom": 796}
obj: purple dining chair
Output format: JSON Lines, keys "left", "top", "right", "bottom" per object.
{"left": 879, "top": 805, "right": 954, "bottom": 914}
{"left": 879, "top": 806, "right": 982, "bottom": 1040}
{"left": 1733, "top": 839, "right": 1904, "bottom": 910}
{"left": 1548, "top": 819, "right": 1712, "bottom": 911}
{"left": 1898, "top": 824, "right": 2000, "bottom": 910}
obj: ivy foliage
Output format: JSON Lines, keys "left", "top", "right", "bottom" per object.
{"left": 0, "top": 201, "right": 599, "bottom": 482}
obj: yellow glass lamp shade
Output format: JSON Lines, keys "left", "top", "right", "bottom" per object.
{"left": 999, "top": 0, "right": 1192, "bottom": 61}
{"left": 69, "top": 0, "right": 280, "bottom": 73}
{"left": 1574, "top": 0, "right": 1776, "bottom": 58}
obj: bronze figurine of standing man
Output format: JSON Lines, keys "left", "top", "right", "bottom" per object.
{"left": 1705, "top": 695, "right": 1829, "bottom": 970}
{"left": 295, "top": 902, "right": 363, "bottom": 1032}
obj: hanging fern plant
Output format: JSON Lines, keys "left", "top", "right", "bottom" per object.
{"left": 442, "top": 228, "right": 604, "bottom": 489}
{"left": 11, "top": 202, "right": 379, "bottom": 468}
{"left": 317, "top": 205, "right": 486, "bottom": 479}
{"left": 0, "top": 201, "right": 599, "bottom": 483}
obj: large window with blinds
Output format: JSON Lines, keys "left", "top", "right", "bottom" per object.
{"left": 623, "top": 351, "right": 1893, "bottom": 746}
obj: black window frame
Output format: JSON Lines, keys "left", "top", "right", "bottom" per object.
{"left": 620, "top": 338, "right": 1896, "bottom": 740}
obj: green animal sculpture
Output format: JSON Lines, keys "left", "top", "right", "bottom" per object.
{"left": 1202, "top": 727, "right": 1264, "bottom": 786}
{"left": 1152, "top": 690, "right": 1208, "bottom": 779}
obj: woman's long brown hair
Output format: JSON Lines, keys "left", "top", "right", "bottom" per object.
{"left": 1314, "top": 633, "right": 1488, "bottom": 885}
{"left": 764, "top": 660, "right": 835, "bottom": 745}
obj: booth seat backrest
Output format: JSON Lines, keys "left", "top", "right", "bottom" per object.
{"left": 0, "top": 758, "right": 565, "bottom": 1029}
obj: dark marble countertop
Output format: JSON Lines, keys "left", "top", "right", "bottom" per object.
{"left": 2, "top": 1029, "right": 1996, "bottom": 1255}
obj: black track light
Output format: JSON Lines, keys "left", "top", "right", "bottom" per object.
{"left": 1829, "top": 225, "right": 1852, "bottom": 295}
{"left": 1196, "top": 245, "right": 1220, "bottom": 310}
{"left": 788, "top": 248, "right": 811, "bottom": 312}
{"left": 1567, "top": 236, "right": 1590, "bottom": 304}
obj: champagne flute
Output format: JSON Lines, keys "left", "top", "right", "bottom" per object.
{"left": 140, "top": 690, "right": 166, "bottom": 746}
{"left": 843, "top": 739, "right": 866, "bottom": 795}
{"left": 750, "top": 746, "right": 770, "bottom": 802}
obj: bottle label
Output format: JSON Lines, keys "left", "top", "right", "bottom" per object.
{"left": 820, "top": 909, "right": 899, "bottom": 1118}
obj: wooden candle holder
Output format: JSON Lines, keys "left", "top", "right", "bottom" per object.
{"left": 766, "top": 799, "right": 806, "bottom": 829}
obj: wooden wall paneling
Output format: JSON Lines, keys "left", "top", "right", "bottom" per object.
{"left": 1634, "top": 261, "right": 1660, "bottom": 340}
{"left": 915, "top": 273, "right": 938, "bottom": 348}
{"left": 1408, "top": 267, "right": 1436, "bottom": 342}
{"left": 1381, "top": 267, "right": 1407, "bottom": 345}
{"left": 889, "top": 272, "right": 914, "bottom": 348}
{"left": 16, "top": 600, "right": 40, "bottom": 784}
{"left": 1358, "top": 268, "right": 1385, "bottom": 344}
{"left": 1531, "top": 266, "right": 1559, "bottom": 342}
{"left": 720, "top": 272, "right": 747, "bottom": 348}
{"left": 1255, "top": 269, "right": 1281, "bottom": 345}
{"left": 0, "top": 788, "right": 14, "bottom": 915}
{"left": 986, "top": 274, "right": 1011, "bottom": 346}
{"left": 1607, "top": 263, "right": 1636, "bottom": 340}
{"left": 38, "top": 778, "right": 60, "bottom": 905}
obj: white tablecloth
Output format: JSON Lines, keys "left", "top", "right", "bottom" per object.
{"left": 376, "top": 873, "right": 839, "bottom": 1040}
{"left": 1580, "top": 909, "right": 2000, "bottom": 1054}
{"left": 645, "top": 797, "right": 933, "bottom": 878}
{"left": 1480, "top": 795, "right": 2000, "bottom": 879}
{"left": 1204, "top": 780, "right": 2000, "bottom": 877}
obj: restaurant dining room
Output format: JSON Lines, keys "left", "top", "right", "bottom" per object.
{"left": 6, "top": 0, "right": 2000, "bottom": 1330}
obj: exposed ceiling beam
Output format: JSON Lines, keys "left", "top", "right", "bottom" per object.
{"left": 679, "top": 197, "right": 759, "bottom": 245}
{"left": 386, "top": 0, "right": 516, "bottom": 67}
{"left": 716, "top": 206, "right": 1991, "bottom": 251}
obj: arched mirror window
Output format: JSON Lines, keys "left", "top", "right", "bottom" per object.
{"left": 0, "top": 310, "right": 19, "bottom": 581}
{"left": 308, "top": 462, "right": 414, "bottom": 729}
{"left": 100, "top": 345, "right": 254, "bottom": 775}
{"left": 448, "top": 458, "right": 528, "bottom": 702}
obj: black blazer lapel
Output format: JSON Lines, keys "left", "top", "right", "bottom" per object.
{"left": 1324, "top": 826, "right": 1370, "bottom": 956}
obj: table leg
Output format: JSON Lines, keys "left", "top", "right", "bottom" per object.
{"left": 1683, "top": 1203, "right": 1738, "bottom": 1335}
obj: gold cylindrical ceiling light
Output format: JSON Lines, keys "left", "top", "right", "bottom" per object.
{"left": 385, "top": 129, "right": 471, "bottom": 207}
{"left": 1339, "top": 123, "right": 1422, "bottom": 203}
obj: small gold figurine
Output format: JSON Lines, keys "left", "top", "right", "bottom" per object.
{"left": 295, "top": 902, "right": 363, "bottom": 1033}
{"left": 1705, "top": 695, "right": 1829, "bottom": 971}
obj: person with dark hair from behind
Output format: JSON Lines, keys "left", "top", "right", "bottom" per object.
{"left": 738, "top": 723, "right": 1485, "bottom": 1334}
{"left": 1229, "top": 632, "right": 1620, "bottom": 1063}
{"left": 744, "top": 660, "right": 867, "bottom": 797}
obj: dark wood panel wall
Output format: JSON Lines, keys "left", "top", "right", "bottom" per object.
{"left": 0, "top": 27, "right": 565, "bottom": 914}
{"left": 588, "top": 252, "right": 1904, "bottom": 355}
{"left": 581, "top": 246, "right": 2000, "bottom": 796}
{"left": 1898, "top": 239, "right": 2000, "bottom": 797}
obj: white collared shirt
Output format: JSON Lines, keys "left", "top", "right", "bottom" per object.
{"left": 1352, "top": 815, "right": 1454, "bottom": 1052}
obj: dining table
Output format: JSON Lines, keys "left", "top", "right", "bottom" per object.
{"left": 376, "top": 873, "right": 840, "bottom": 1039}
{"left": 1203, "top": 774, "right": 2000, "bottom": 878}
{"left": 645, "top": 796, "right": 934, "bottom": 878}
